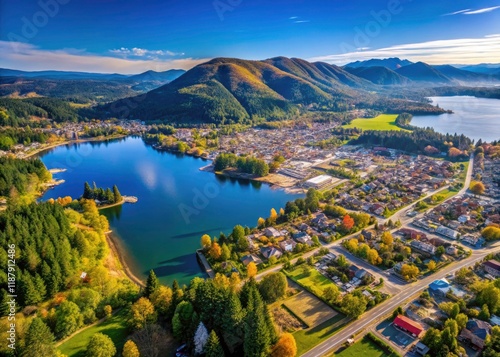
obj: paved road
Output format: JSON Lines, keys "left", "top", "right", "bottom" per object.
{"left": 302, "top": 242, "right": 500, "bottom": 357}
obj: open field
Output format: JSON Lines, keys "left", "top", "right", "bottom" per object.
{"left": 343, "top": 114, "right": 408, "bottom": 131}
{"left": 282, "top": 290, "right": 338, "bottom": 327}
{"left": 333, "top": 335, "right": 394, "bottom": 357}
{"left": 58, "top": 309, "right": 129, "bottom": 357}
{"left": 294, "top": 314, "right": 347, "bottom": 356}
{"left": 285, "top": 266, "right": 338, "bottom": 298}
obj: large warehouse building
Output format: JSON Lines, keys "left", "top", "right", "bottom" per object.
{"left": 303, "top": 175, "right": 333, "bottom": 189}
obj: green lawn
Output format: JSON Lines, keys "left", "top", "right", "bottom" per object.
{"left": 286, "top": 266, "right": 337, "bottom": 298}
{"left": 294, "top": 314, "right": 347, "bottom": 355}
{"left": 58, "top": 309, "right": 129, "bottom": 357}
{"left": 333, "top": 336, "right": 393, "bottom": 357}
{"left": 343, "top": 114, "right": 408, "bottom": 131}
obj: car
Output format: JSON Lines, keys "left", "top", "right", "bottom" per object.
{"left": 176, "top": 344, "right": 187, "bottom": 352}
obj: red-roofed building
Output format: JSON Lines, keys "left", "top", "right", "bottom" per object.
{"left": 394, "top": 315, "right": 424, "bottom": 337}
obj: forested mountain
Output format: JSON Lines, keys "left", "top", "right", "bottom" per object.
{"left": 98, "top": 57, "right": 451, "bottom": 123}
{"left": 0, "top": 69, "right": 186, "bottom": 103}
{"left": 0, "top": 97, "right": 80, "bottom": 125}
{"left": 344, "top": 66, "right": 411, "bottom": 85}
{"left": 344, "top": 58, "right": 413, "bottom": 70}
{"left": 395, "top": 62, "right": 452, "bottom": 84}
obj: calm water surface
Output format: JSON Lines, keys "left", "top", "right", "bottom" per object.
{"left": 412, "top": 96, "right": 500, "bottom": 142}
{"left": 40, "top": 137, "right": 301, "bottom": 285}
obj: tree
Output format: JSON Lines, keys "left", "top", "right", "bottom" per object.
{"left": 221, "top": 244, "right": 231, "bottom": 261}
{"left": 23, "top": 318, "right": 56, "bottom": 357}
{"left": 130, "top": 297, "right": 157, "bottom": 330}
{"left": 482, "top": 226, "right": 500, "bottom": 241}
{"left": 470, "top": 181, "right": 485, "bottom": 195}
{"left": 194, "top": 322, "right": 210, "bottom": 355}
{"left": 113, "top": 184, "right": 122, "bottom": 203}
{"left": 259, "top": 272, "right": 288, "bottom": 303}
{"left": 247, "top": 262, "right": 257, "bottom": 279}
{"left": 205, "top": 330, "right": 224, "bottom": 357}
{"left": 201, "top": 234, "right": 212, "bottom": 249}
{"left": 444, "top": 319, "right": 459, "bottom": 337}
{"left": 323, "top": 286, "right": 340, "bottom": 304}
{"left": 341, "top": 214, "right": 355, "bottom": 232}
{"left": 150, "top": 285, "right": 173, "bottom": 316}
{"left": 257, "top": 217, "right": 266, "bottom": 228}
{"left": 55, "top": 301, "right": 84, "bottom": 338}
{"left": 83, "top": 182, "right": 94, "bottom": 199}
{"left": 271, "top": 333, "right": 297, "bottom": 357}
{"left": 427, "top": 260, "right": 437, "bottom": 271}
{"left": 421, "top": 328, "right": 442, "bottom": 353}
{"left": 441, "top": 327, "right": 457, "bottom": 352}
{"left": 232, "top": 225, "right": 245, "bottom": 242}
{"left": 381, "top": 231, "right": 393, "bottom": 247}
{"left": 479, "top": 304, "right": 491, "bottom": 321}
{"left": 400, "top": 264, "right": 419, "bottom": 281}
{"left": 341, "top": 294, "right": 366, "bottom": 318}
{"left": 130, "top": 324, "right": 172, "bottom": 357}
{"left": 436, "top": 245, "right": 445, "bottom": 256}
{"left": 238, "top": 236, "right": 250, "bottom": 252}
{"left": 337, "top": 254, "right": 348, "bottom": 268}
{"left": 456, "top": 313, "right": 468, "bottom": 331}
{"left": 122, "top": 340, "right": 140, "bottom": 357}
{"left": 270, "top": 208, "right": 278, "bottom": 223}
{"left": 85, "top": 333, "right": 116, "bottom": 357}
{"left": 367, "top": 249, "right": 381, "bottom": 265}
{"left": 145, "top": 270, "right": 159, "bottom": 297}
{"left": 209, "top": 242, "right": 222, "bottom": 260}
{"left": 172, "top": 301, "right": 197, "bottom": 342}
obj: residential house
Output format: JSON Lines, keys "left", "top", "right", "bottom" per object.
{"left": 414, "top": 342, "right": 430, "bottom": 356}
{"left": 459, "top": 319, "right": 492, "bottom": 350}
{"left": 483, "top": 260, "right": 500, "bottom": 278}
{"left": 410, "top": 240, "right": 436, "bottom": 255}
{"left": 260, "top": 246, "right": 283, "bottom": 260}
{"left": 263, "top": 227, "right": 281, "bottom": 238}
{"left": 279, "top": 239, "right": 297, "bottom": 252}
{"left": 240, "top": 254, "right": 263, "bottom": 266}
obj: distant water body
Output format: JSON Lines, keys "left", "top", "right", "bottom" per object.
{"left": 39, "top": 137, "right": 302, "bottom": 285}
{"left": 411, "top": 96, "right": 500, "bottom": 142}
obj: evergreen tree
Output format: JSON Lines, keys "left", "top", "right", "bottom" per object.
{"left": 145, "top": 270, "right": 159, "bottom": 297}
{"left": 205, "top": 330, "right": 224, "bottom": 357}
{"left": 244, "top": 286, "right": 272, "bottom": 357}
{"left": 83, "top": 182, "right": 93, "bottom": 199}
{"left": 22, "top": 318, "right": 56, "bottom": 357}
{"left": 55, "top": 301, "right": 84, "bottom": 338}
{"left": 105, "top": 188, "right": 114, "bottom": 203}
{"left": 113, "top": 184, "right": 122, "bottom": 203}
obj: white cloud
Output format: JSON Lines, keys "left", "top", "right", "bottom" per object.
{"left": 109, "top": 47, "right": 185, "bottom": 58}
{"left": 442, "top": 9, "right": 471, "bottom": 16}
{"left": 308, "top": 35, "right": 500, "bottom": 65}
{"left": 0, "top": 41, "right": 208, "bottom": 74}
{"left": 463, "top": 6, "right": 500, "bottom": 14}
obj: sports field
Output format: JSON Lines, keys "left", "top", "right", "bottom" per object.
{"left": 343, "top": 114, "right": 408, "bottom": 131}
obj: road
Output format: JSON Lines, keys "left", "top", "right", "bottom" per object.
{"left": 302, "top": 243, "right": 500, "bottom": 357}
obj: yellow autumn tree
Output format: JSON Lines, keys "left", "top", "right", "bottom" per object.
{"left": 270, "top": 208, "right": 278, "bottom": 223}
{"left": 271, "top": 333, "right": 297, "bottom": 357}
{"left": 257, "top": 217, "right": 266, "bottom": 228}
{"left": 247, "top": 262, "right": 257, "bottom": 279}
{"left": 427, "top": 260, "right": 437, "bottom": 271}
{"left": 201, "top": 234, "right": 211, "bottom": 249}
{"left": 209, "top": 242, "right": 222, "bottom": 260}
{"left": 122, "top": 340, "right": 140, "bottom": 357}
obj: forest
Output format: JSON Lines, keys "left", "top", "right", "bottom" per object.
{"left": 0, "top": 157, "right": 51, "bottom": 197}
{"left": 214, "top": 153, "right": 270, "bottom": 177}
{"left": 82, "top": 182, "right": 122, "bottom": 204}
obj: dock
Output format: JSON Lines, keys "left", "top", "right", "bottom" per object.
{"left": 196, "top": 249, "right": 215, "bottom": 278}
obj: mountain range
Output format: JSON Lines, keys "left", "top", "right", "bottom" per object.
{"left": 2, "top": 57, "right": 500, "bottom": 124}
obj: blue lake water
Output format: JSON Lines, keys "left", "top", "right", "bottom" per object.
{"left": 39, "top": 137, "right": 301, "bottom": 285}
{"left": 412, "top": 96, "right": 500, "bottom": 142}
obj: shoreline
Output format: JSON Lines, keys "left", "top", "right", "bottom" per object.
{"left": 105, "top": 231, "right": 145, "bottom": 287}
{"left": 22, "top": 134, "right": 128, "bottom": 159}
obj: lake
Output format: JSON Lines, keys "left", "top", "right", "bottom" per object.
{"left": 39, "top": 137, "right": 301, "bottom": 285}
{"left": 412, "top": 96, "right": 500, "bottom": 142}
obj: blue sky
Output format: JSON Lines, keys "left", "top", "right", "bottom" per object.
{"left": 1, "top": 0, "right": 499, "bottom": 73}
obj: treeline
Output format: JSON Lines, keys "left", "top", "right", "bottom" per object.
{"left": 394, "top": 112, "right": 413, "bottom": 129}
{"left": 214, "top": 153, "right": 270, "bottom": 177}
{"left": 0, "top": 127, "right": 50, "bottom": 150}
{"left": 0, "top": 157, "right": 51, "bottom": 197}
{"left": 132, "top": 271, "right": 285, "bottom": 357}
{"left": 0, "top": 98, "right": 80, "bottom": 125}
{"left": 351, "top": 128, "right": 473, "bottom": 156}
{"left": 82, "top": 182, "right": 122, "bottom": 204}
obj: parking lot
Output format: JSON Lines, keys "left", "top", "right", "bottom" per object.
{"left": 375, "top": 320, "right": 417, "bottom": 350}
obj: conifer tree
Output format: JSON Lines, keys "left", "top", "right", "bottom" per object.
{"left": 145, "top": 270, "right": 159, "bottom": 297}
{"left": 113, "top": 184, "right": 122, "bottom": 203}
{"left": 205, "top": 330, "right": 224, "bottom": 357}
{"left": 23, "top": 318, "right": 56, "bottom": 357}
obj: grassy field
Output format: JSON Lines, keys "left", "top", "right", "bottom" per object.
{"left": 58, "top": 309, "right": 129, "bottom": 357}
{"left": 343, "top": 114, "right": 408, "bottom": 131}
{"left": 294, "top": 314, "right": 347, "bottom": 355}
{"left": 283, "top": 290, "right": 338, "bottom": 327}
{"left": 333, "top": 336, "right": 393, "bottom": 357}
{"left": 286, "top": 266, "right": 338, "bottom": 298}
